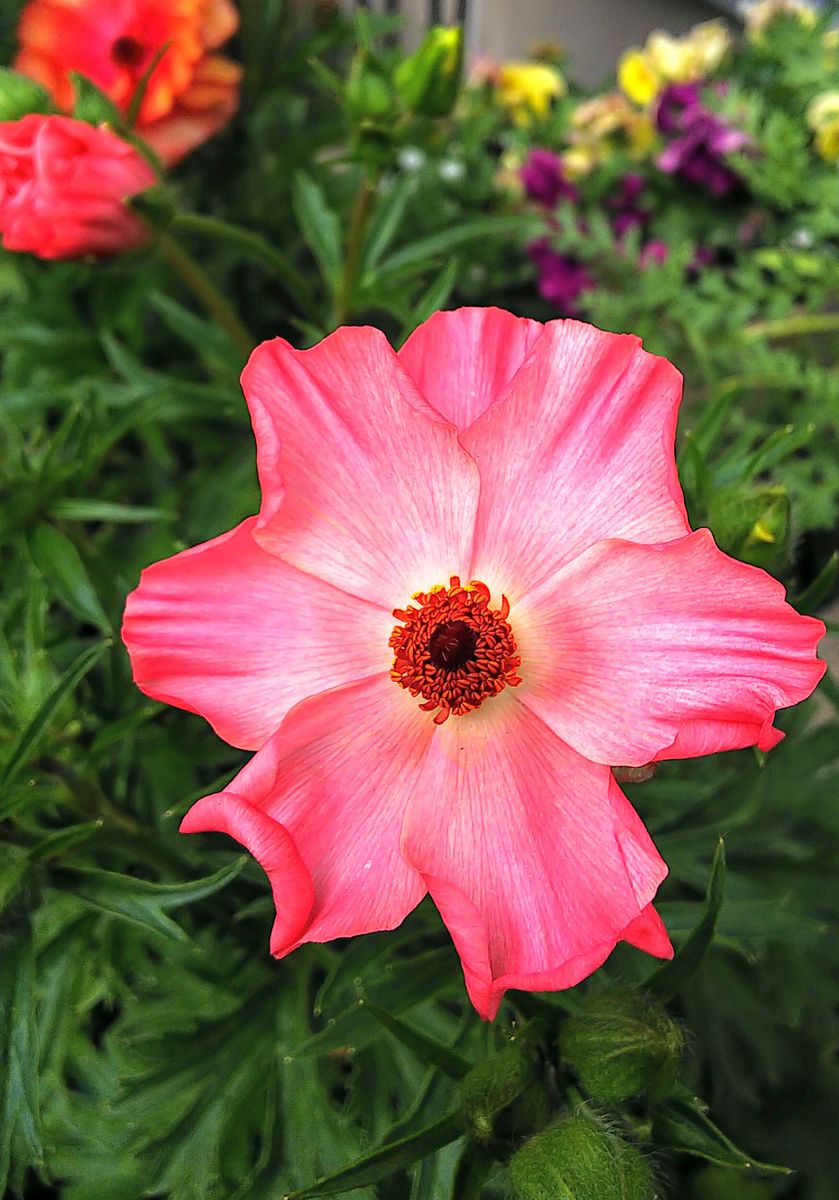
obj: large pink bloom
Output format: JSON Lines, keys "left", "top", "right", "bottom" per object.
{"left": 122, "top": 308, "right": 825, "bottom": 1019}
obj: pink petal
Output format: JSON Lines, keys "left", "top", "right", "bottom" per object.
{"left": 517, "top": 529, "right": 826, "bottom": 767}
{"left": 400, "top": 696, "right": 669, "bottom": 1020}
{"left": 397, "top": 307, "right": 544, "bottom": 431}
{"left": 462, "top": 320, "right": 690, "bottom": 598}
{"left": 621, "top": 904, "right": 673, "bottom": 958}
{"left": 181, "top": 676, "right": 430, "bottom": 954}
{"left": 241, "top": 327, "right": 479, "bottom": 606}
{"left": 122, "top": 518, "right": 392, "bottom": 751}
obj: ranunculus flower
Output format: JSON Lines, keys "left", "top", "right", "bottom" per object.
{"left": 15, "top": 0, "right": 242, "bottom": 165}
{"left": 0, "top": 113, "right": 154, "bottom": 259}
{"left": 122, "top": 309, "right": 824, "bottom": 1019}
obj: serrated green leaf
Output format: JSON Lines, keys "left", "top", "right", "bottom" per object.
{"left": 284, "top": 1112, "right": 463, "bottom": 1197}
{"left": 0, "top": 640, "right": 109, "bottom": 798}
{"left": 648, "top": 839, "right": 726, "bottom": 998}
{"left": 28, "top": 522, "right": 112, "bottom": 633}
{"left": 653, "top": 1092, "right": 791, "bottom": 1174}
{"left": 292, "top": 172, "right": 343, "bottom": 288}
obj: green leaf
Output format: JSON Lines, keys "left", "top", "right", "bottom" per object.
{"left": 28, "top": 522, "right": 112, "bottom": 633}
{"left": 60, "top": 855, "right": 247, "bottom": 910}
{"left": 29, "top": 821, "right": 103, "bottom": 863}
{"left": 69, "top": 71, "right": 123, "bottom": 128}
{"left": 51, "top": 498, "right": 170, "bottom": 524}
{"left": 648, "top": 839, "right": 725, "bottom": 998}
{"left": 364, "top": 1004, "right": 471, "bottom": 1080}
{"left": 795, "top": 551, "right": 838, "bottom": 614}
{"left": 399, "top": 257, "right": 460, "bottom": 342}
{"left": 362, "top": 176, "right": 417, "bottom": 274}
{"left": 0, "top": 847, "right": 29, "bottom": 917}
{"left": 292, "top": 172, "right": 343, "bottom": 288}
{"left": 283, "top": 1112, "right": 463, "bottom": 1197}
{"left": 371, "top": 214, "right": 537, "bottom": 283}
{"left": 0, "top": 640, "right": 109, "bottom": 797}
{"left": 653, "top": 1092, "right": 791, "bottom": 1174}
{"left": 0, "top": 910, "right": 42, "bottom": 1192}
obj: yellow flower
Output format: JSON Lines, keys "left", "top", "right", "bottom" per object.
{"left": 686, "top": 20, "right": 732, "bottom": 75}
{"left": 626, "top": 111, "right": 656, "bottom": 156}
{"left": 572, "top": 92, "right": 633, "bottom": 138}
{"left": 744, "top": 0, "right": 817, "bottom": 38}
{"left": 496, "top": 61, "right": 566, "bottom": 124}
{"left": 617, "top": 49, "right": 661, "bottom": 106}
{"left": 562, "top": 144, "right": 602, "bottom": 179}
{"left": 807, "top": 91, "right": 839, "bottom": 129}
{"left": 646, "top": 31, "right": 697, "bottom": 83}
{"left": 815, "top": 120, "right": 839, "bottom": 161}
{"left": 643, "top": 22, "right": 731, "bottom": 84}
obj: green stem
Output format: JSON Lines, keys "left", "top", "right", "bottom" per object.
{"left": 157, "top": 231, "right": 254, "bottom": 359}
{"left": 170, "top": 211, "right": 320, "bottom": 322}
{"left": 335, "top": 174, "right": 376, "bottom": 325}
{"left": 742, "top": 311, "right": 839, "bottom": 341}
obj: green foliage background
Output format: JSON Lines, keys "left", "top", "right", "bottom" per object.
{"left": 1, "top": 3, "right": 838, "bottom": 1199}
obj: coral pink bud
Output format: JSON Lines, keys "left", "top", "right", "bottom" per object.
{"left": 0, "top": 114, "right": 155, "bottom": 259}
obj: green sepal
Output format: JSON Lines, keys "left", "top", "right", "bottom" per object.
{"left": 0, "top": 69, "right": 53, "bottom": 121}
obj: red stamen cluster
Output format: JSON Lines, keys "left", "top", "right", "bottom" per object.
{"left": 390, "top": 576, "right": 522, "bottom": 724}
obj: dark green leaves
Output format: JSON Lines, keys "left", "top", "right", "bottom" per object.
{"left": 648, "top": 839, "right": 726, "bottom": 999}
{"left": 283, "top": 1112, "right": 463, "bottom": 1198}
{"left": 653, "top": 1091, "right": 791, "bottom": 1175}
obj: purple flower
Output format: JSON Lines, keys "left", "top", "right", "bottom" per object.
{"left": 654, "top": 82, "right": 749, "bottom": 196}
{"left": 639, "top": 240, "right": 669, "bottom": 267}
{"left": 528, "top": 237, "right": 594, "bottom": 313}
{"left": 655, "top": 84, "right": 701, "bottom": 135}
{"left": 520, "top": 149, "right": 579, "bottom": 208}
{"left": 609, "top": 172, "right": 650, "bottom": 237}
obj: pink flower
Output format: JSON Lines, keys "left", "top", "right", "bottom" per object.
{"left": 0, "top": 114, "right": 155, "bottom": 259}
{"left": 122, "top": 309, "right": 825, "bottom": 1019}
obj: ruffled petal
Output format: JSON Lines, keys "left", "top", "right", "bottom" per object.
{"left": 242, "top": 326, "right": 479, "bottom": 607}
{"left": 181, "top": 676, "right": 431, "bottom": 953}
{"left": 517, "top": 529, "right": 826, "bottom": 767}
{"left": 400, "top": 696, "right": 669, "bottom": 1020}
{"left": 397, "top": 307, "right": 544, "bottom": 431}
{"left": 122, "top": 518, "right": 392, "bottom": 751}
{"left": 462, "top": 319, "right": 690, "bottom": 598}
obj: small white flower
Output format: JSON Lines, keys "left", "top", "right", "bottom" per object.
{"left": 439, "top": 158, "right": 466, "bottom": 182}
{"left": 398, "top": 145, "right": 426, "bottom": 172}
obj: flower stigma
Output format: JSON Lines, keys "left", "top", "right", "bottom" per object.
{"left": 111, "top": 35, "right": 146, "bottom": 68}
{"left": 389, "top": 576, "right": 522, "bottom": 724}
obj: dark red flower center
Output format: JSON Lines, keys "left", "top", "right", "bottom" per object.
{"left": 111, "top": 36, "right": 147, "bottom": 69}
{"left": 390, "top": 577, "right": 522, "bottom": 724}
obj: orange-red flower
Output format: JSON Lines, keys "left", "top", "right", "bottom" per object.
{"left": 15, "top": 0, "right": 242, "bottom": 164}
{"left": 0, "top": 113, "right": 154, "bottom": 259}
